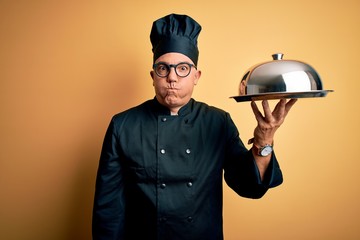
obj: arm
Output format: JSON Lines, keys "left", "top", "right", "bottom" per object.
{"left": 92, "top": 119, "right": 125, "bottom": 240}
{"left": 250, "top": 99, "right": 297, "bottom": 181}
{"left": 224, "top": 99, "right": 296, "bottom": 199}
{"left": 223, "top": 113, "right": 282, "bottom": 199}
{"left": 224, "top": 147, "right": 283, "bottom": 199}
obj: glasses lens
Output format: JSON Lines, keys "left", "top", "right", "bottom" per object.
{"left": 154, "top": 62, "right": 194, "bottom": 78}
{"left": 176, "top": 63, "right": 191, "bottom": 77}
{"left": 155, "top": 64, "right": 169, "bottom": 77}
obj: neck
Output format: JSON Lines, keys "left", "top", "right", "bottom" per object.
{"left": 170, "top": 108, "right": 180, "bottom": 115}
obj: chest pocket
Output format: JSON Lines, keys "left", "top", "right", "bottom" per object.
{"left": 124, "top": 166, "right": 155, "bottom": 183}
{"left": 120, "top": 120, "right": 158, "bottom": 182}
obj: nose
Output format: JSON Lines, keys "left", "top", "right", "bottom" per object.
{"left": 167, "top": 67, "right": 178, "bottom": 82}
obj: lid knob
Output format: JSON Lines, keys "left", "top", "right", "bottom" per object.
{"left": 272, "top": 53, "right": 284, "bottom": 60}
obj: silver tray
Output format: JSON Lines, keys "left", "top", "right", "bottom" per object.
{"left": 230, "top": 90, "right": 333, "bottom": 102}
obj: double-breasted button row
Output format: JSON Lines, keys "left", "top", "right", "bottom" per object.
{"left": 160, "top": 149, "right": 191, "bottom": 154}
{"left": 159, "top": 182, "right": 193, "bottom": 188}
{"left": 160, "top": 117, "right": 189, "bottom": 123}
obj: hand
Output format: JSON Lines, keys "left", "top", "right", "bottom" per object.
{"left": 251, "top": 99, "right": 297, "bottom": 146}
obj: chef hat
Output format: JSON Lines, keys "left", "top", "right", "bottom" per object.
{"left": 150, "top": 13, "right": 202, "bottom": 65}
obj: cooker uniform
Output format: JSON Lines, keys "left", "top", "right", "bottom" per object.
{"left": 93, "top": 98, "right": 283, "bottom": 240}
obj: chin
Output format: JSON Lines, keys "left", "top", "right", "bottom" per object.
{"left": 165, "top": 98, "right": 180, "bottom": 106}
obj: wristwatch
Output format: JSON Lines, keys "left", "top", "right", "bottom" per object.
{"left": 248, "top": 138, "right": 273, "bottom": 157}
{"left": 256, "top": 144, "right": 273, "bottom": 157}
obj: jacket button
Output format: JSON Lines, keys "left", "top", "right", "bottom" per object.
{"left": 187, "top": 182, "right": 193, "bottom": 187}
{"left": 185, "top": 149, "right": 191, "bottom": 154}
{"left": 160, "top": 149, "right": 166, "bottom": 154}
{"left": 187, "top": 216, "right": 193, "bottom": 222}
{"left": 160, "top": 183, "right": 166, "bottom": 189}
{"left": 161, "top": 117, "right": 167, "bottom": 122}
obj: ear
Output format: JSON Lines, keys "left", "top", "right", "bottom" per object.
{"left": 194, "top": 70, "right": 201, "bottom": 85}
{"left": 150, "top": 71, "right": 155, "bottom": 86}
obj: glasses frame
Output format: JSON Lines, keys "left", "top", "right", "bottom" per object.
{"left": 152, "top": 62, "right": 197, "bottom": 78}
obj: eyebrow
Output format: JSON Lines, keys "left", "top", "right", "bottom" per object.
{"left": 155, "top": 61, "right": 192, "bottom": 65}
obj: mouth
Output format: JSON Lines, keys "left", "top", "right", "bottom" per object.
{"left": 166, "top": 88, "right": 178, "bottom": 94}
{"left": 167, "top": 82, "right": 180, "bottom": 89}
{"left": 167, "top": 86, "right": 180, "bottom": 90}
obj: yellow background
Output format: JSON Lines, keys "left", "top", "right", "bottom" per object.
{"left": 1, "top": 1, "right": 359, "bottom": 239}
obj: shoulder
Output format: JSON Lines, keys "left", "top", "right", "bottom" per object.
{"left": 108, "top": 100, "right": 154, "bottom": 128}
{"left": 189, "top": 100, "right": 237, "bottom": 130}
{"left": 113, "top": 100, "right": 152, "bottom": 118}
{"left": 193, "top": 99, "right": 230, "bottom": 118}
{"left": 191, "top": 100, "right": 239, "bottom": 140}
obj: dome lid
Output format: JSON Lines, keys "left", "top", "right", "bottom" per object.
{"left": 231, "top": 53, "right": 333, "bottom": 102}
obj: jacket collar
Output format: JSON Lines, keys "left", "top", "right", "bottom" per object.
{"left": 151, "top": 97, "right": 193, "bottom": 116}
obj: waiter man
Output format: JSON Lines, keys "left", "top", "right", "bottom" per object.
{"left": 92, "top": 13, "right": 296, "bottom": 240}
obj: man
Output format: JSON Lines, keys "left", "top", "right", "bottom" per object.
{"left": 92, "top": 13, "right": 297, "bottom": 240}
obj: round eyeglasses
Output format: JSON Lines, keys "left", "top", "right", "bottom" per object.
{"left": 153, "top": 62, "right": 197, "bottom": 78}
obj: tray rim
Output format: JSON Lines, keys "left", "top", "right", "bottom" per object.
{"left": 230, "top": 90, "right": 334, "bottom": 102}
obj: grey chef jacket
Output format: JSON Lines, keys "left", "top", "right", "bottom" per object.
{"left": 92, "top": 98, "right": 283, "bottom": 240}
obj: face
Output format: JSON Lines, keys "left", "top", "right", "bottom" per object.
{"left": 150, "top": 52, "right": 201, "bottom": 113}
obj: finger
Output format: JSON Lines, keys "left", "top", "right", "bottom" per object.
{"left": 262, "top": 100, "right": 273, "bottom": 120}
{"left": 285, "top": 99, "right": 297, "bottom": 113}
{"left": 251, "top": 101, "right": 264, "bottom": 122}
{"left": 273, "top": 99, "right": 286, "bottom": 116}
{"left": 273, "top": 99, "right": 297, "bottom": 120}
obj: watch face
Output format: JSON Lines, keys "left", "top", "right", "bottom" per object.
{"left": 260, "top": 146, "right": 273, "bottom": 156}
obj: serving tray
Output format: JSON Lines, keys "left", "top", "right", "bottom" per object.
{"left": 230, "top": 90, "right": 333, "bottom": 102}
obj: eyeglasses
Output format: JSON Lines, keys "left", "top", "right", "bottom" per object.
{"left": 153, "top": 62, "right": 197, "bottom": 78}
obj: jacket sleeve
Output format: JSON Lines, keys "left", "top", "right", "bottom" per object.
{"left": 92, "top": 118, "right": 125, "bottom": 240}
{"left": 223, "top": 114, "right": 283, "bottom": 199}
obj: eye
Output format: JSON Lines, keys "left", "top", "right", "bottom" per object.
{"left": 156, "top": 64, "right": 168, "bottom": 73}
{"left": 177, "top": 64, "right": 189, "bottom": 72}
